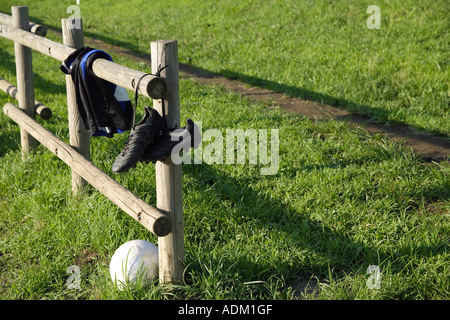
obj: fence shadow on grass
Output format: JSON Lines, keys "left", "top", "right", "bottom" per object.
{"left": 0, "top": 47, "right": 67, "bottom": 97}
{"left": 182, "top": 159, "right": 449, "bottom": 292}
{"left": 0, "top": 125, "right": 20, "bottom": 156}
{"left": 184, "top": 162, "right": 378, "bottom": 281}
{"left": 215, "top": 69, "right": 449, "bottom": 139}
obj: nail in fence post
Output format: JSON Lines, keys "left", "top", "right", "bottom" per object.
{"left": 62, "top": 18, "right": 90, "bottom": 196}
{"left": 12, "top": 6, "right": 38, "bottom": 159}
{"left": 151, "top": 40, "right": 185, "bottom": 285}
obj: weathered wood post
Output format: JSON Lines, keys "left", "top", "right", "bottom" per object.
{"left": 151, "top": 40, "right": 185, "bottom": 284}
{"left": 62, "top": 17, "right": 90, "bottom": 196}
{"left": 12, "top": 6, "right": 38, "bottom": 159}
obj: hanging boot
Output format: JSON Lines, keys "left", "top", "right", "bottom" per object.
{"left": 111, "top": 106, "right": 164, "bottom": 173}
{"left": 140, "top": 119, "right": 201, "bottom": 163}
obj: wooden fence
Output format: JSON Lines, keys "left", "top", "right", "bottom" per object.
{"left": 0, "top": 6, "right": 184, "bottom": 285}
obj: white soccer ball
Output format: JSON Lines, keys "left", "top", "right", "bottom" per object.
{"left": 109, "top": 240, "right": 159, "bottom": 290}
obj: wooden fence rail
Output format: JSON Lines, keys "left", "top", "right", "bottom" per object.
{"left": 3, "top": 102, "right": 171, "bottom": 238}
{"left": 0, "top": 6, "right": 184, "bottom": 284}
{"left": 0, "top": 76, "right": 52, "bottom": 119}
{"left": 0, "top": 24, "right": 167, "bottom": 100}
{"left": 0, "top": 11, "right": 47, "bottom": 36}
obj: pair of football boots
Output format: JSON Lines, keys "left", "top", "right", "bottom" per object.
{"left": 111, "top": 107, "right": 200, "bottom": 174}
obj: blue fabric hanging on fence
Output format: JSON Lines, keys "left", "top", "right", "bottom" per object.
{"left": 60, "top": 47, "right": 133, "bottom": 138}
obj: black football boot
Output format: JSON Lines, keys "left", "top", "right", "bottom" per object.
{"left": 111, "top": 106, "right": 165, "bottom": 173}
{"left": 140, "top": 119, "right": 201, "bottom": 163}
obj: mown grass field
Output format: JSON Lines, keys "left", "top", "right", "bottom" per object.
{"left": 0, "top": 0, "right": 449, "bottom": 300}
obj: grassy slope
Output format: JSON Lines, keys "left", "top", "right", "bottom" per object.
{"left": 1, "top": 0, "right": 448, "bottom": 136}
{"left": 0, "top": 1, "right": 449, "bottom": 299}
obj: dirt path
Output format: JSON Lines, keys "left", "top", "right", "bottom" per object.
{"left": 82, "top": 36, "right": 450, "bottom": 162}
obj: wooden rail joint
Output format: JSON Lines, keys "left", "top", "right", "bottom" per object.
{"left": 0, "top": 11, "right": 47, "bottom": 37}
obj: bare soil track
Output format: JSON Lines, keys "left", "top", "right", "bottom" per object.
{"left": 74, "top": 35, "right": 450, "bottom": 163}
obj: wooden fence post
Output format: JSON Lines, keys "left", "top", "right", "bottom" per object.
{"left": 151, "top": 40, "right": 185, "bottom": 284}
{"left": 62, "top": 18, "right": 90, "bottom": 196}
{"left": 12, "top": 6, "right": 37, "bottom": 159}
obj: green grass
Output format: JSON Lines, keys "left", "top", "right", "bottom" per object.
{"left": 1, "top": 0, "right": 448, "bottom": 136}
{"left": 0, "top": 1, "right": 449, "bottom": 300}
